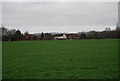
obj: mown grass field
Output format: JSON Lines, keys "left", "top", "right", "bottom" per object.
{"left": 2, "top": 39, "right": 118, "bottom": 79}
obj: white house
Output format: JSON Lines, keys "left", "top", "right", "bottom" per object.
{"left": 55, "top": 34, "right": 67, "bottom": 39}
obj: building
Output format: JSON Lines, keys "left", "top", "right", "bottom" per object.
{"left": 54, "top": 34, "right": 67, "bottom": 40}
{"left": 53, "top": 34, "right": 80, "bottom": 40}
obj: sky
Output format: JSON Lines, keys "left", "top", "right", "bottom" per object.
{"left": 2, "top": 0, "right": 120, "bottom": 2}
{"left": 1, "top": 1, "right": 119, "bottom": 33}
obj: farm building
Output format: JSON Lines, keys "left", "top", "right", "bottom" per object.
{"left": 53, "top": 34, "right": 80, "bottom": 40}
{"left": 66, "top": 34, "right": 80, "bottom": 39}
{"left": 54, "top": 34, "right": 67, "bottom": 40}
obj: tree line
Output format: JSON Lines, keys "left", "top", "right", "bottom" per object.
{"left": 0, "top": 26, "right": 120, "bottom": 41}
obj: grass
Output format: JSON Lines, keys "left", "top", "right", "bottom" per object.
{"left": 2, "top": 39, "right": 118, "bottom": 79}
{"left": 0, "top": 41, "right": 2, "bottom": 80}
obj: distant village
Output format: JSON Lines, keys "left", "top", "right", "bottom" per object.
{"left": 0, "top": 25, "right": 120, "bottom": 41}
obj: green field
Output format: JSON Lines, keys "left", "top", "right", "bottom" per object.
{"left": 2, "top": 39, "right": 118, "bottom": 79}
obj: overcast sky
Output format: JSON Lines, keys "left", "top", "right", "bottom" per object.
{"left": 2, "top": 0, "right": 120, "bottom": 2}
{"left": 2, "top": 2, "right": 118, "bottom": 33}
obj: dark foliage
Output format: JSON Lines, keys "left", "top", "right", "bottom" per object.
{"left": 1, "top": 26, "right": 120, "bottom": 41}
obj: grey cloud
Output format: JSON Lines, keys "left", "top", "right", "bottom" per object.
{"left": 0, "top": 2, "right": 2, "bottom": 25}
{"left": 2, "top": 0, "right": 120, "bottom": 2}
{"left": 2, "top": 2, "right": 118, "bottom": 33}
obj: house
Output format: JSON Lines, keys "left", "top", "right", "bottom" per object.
{"left": 54, "top": 34, "right": 67, "bottom": 40}
{"left": 66, "top": 34, "right": 80, "bottom": 39}
{"left": 53, "top": 33, "right": 80, "bottom": 40}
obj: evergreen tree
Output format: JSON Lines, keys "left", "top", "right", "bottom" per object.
{"left": 41, "top": 32, "right": 44, "bottom": 40}
{"left": 14, "top": 30, "right": 22, "bottom": 41}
